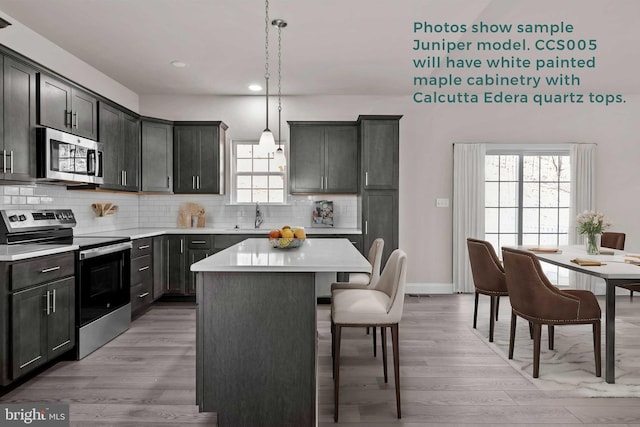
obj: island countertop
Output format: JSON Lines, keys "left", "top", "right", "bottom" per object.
{"left": 190, "top": 237, "right": 371, "bottom": 273}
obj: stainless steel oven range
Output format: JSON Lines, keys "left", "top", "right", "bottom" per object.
{"left": 0, "top": 209, "right": 132, "bottom": 359}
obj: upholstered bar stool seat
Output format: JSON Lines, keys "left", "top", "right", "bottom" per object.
{"left": 331, "top": 238, "right": 384, "bottom": 291}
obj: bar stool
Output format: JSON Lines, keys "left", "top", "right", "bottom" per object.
{"left": 331, "top": 249, "right": 407, "bottom": 421}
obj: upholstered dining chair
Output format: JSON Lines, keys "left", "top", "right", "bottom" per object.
{"left": 331, "top": 238, "right": 384, "bottom": 355}
{"left": 601, "top": 232, "right": 626, "bottom": 252}
{"left": 467, "top": 238, "right": 508, "bottom": 342}
{"left": 600, "top": 232, "right": 639, "bottom": 299}
{"left": 502, "top": 247, "right": 601, "bottom": 378}
{"left": 331, "top": 249, "right": 407, "bottom": 421}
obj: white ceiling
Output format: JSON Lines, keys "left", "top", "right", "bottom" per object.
{"left": 0, "top": 0, "right": 638, "bottom": 96}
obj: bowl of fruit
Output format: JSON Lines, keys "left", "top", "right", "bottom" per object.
{"left": 268, "top": 226, "right": 306, "bottom": 249}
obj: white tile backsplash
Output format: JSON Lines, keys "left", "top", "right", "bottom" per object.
{"left": 0, "top": 184, "right": 359, "bottom": 233}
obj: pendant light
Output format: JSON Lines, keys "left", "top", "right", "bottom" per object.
{"left": 272, "top": 18, "right": 287, "bottom": 170}
{"left": 259, "top": 0, "right": 276, "bottom": 152}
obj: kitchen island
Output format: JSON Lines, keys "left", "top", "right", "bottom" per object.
{"left": 191, "top": 238, "right": 371, "bottom": 427}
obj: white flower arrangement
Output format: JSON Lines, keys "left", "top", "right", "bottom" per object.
{"left": 576, "top": 210, "right": 611, "bottom": 235}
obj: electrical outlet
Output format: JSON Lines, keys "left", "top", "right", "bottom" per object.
{"left": 436, "top": 198, "right": 449, "bottom": 208}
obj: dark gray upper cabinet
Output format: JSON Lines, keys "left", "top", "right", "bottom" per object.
{"left": 288, "top": 122, "right": 358, "bottom": 194}
{"left": 122, "top": 113, "right": 141, "bottom": 191}
{"left": 37, "top": 73, "right": 97, "bottom": 140}
{"left": 99, "top": 102, "right": 140, "bottom": 191}
{"left": 173, "top": 122, "right": 226, "bottom": 194}
{"left": 2, "top": 56, "right": 37, "bottom": 181}
{"left": 141, "top": 119, "right": 173, "bottom": 193}
{"left": 359, "top": 116, "right": 401, "bottom": 190}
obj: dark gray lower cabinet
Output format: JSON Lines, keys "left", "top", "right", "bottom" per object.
{"left": 166, "top": 235, "right": 186, "bottom": 294}
{"left": 152, "top": 236, "right": 166, "bottom": 300}
{"left": 130, "top": 237, "right": 153, "bottom": 318}
{"left": 10, "top": 276, "right": 75, "bottom": 380}
{"left": 363, "top": 190, "right": 398, "bottom": 268}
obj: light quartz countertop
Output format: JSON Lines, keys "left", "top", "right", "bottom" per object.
{"left": 0, "top": 227, "right": 361, "bottom": 261}
{"left": 191, "top": 238, "right": 371, "bottom": 273}
{"left": 0, "top": 243, "right": 81, "bottom": 261}
{"left": 75, "top": 227, "right": 361, "bottom": 240}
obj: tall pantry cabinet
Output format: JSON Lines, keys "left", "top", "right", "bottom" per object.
{"left": 358, "top": 115, "right": 401, "bottom": 267}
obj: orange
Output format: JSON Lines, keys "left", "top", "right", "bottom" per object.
{"left": 294, "top": 228, "right": 306, "bottom": 239}
{"left": 269, "top": 229, "right": 281, "bottom": 238}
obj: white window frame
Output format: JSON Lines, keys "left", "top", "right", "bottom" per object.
{"left": 229, "top": 139, "right": 288, "bottom": 205}
{"left": 485, "top": 144, "right": 571, "bottom": 284}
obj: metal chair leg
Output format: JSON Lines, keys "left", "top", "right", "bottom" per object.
{"left": 333, "top": 324, "right": 342, "bottom": 422}
{"left": 381, "top": 326, "right": 388, "bottom": 383}
{"left": 391, "top": 324, "right": 401, "bottom": 419}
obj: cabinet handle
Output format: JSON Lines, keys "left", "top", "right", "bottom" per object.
{"left": 165, "top": 240, "right": 169, "bottom": 290}
{"left": 20, "top": 355, "right": 42, "bottom": 369}
{"left": 365, "top": 220, "right": 368, "bottom": 235}
{"left": 191, "top": 240, "right": 206, "bottom": 244}
{"left": 138, "top": 265, "right": 150, "bottom": 272}
{"left": 73, "top": 112, "right": 79, "bottom": 128}
{"left": 320, "top": 176, "right": 324, "bottom": 189}
{"left": 52, "top": 289, "right": 56, "bottom": 313}
{"left": 64, "top": 110, "right": 71, "bottom": 127}
{"left": 44, "top": 291, "right": 50, "bottom": 315}
{"left": 197, "top": 175, "right": 200, "bottom": 189}
{"left": 167, "top": 176, "right": 171, "bottom": 189}
{"left": 180, "top": 239, "right": 184, "bottom": 254}
{"left": 124, "top": 170, "right": 127, "bottom": 186}
{"left": 2, "top": 150, "right": 5, "bottom": 174}
{"left": 325, "top": 176, "right": 328, "bottom": 189}
{"left": 9, "top": 151, "right": 13, "bottom": 173}
{"left": 41, "top": 266, "right": 60, "bottom": 274}
{"left": 121, "top": 170, "right": 125, "bottom": 185}
{"left": 365, "top": 171, "right": 369, "bottom": 186}
{"left": 138, "top": 292, "right": 150, "bottom": 299}
{"left": 138, "top": 245, "right": 150, "bottom": 250}
{"left": 192, "top": 176, "right": 196, "bottom": 189}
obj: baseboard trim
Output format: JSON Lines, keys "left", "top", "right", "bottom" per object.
{"left": 406, "top": 282, "right": 453, "bottom": 295}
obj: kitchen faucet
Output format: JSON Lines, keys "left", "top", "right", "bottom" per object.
{"left": 254, "top": 202, "right": 264, "bottom": 229}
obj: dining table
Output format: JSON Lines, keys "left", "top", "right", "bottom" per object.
{"left": 522, "top": 244, "right": 640, "bottom": 384}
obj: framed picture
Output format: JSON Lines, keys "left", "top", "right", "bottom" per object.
{"left": 312, "top": 200, "right": 334, "bottom": 227}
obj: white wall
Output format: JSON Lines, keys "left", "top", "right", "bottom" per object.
{"left": 140, "top": 94, "right": 640, "bottom": 287}
{"left": 0, "top": 10, "right": 139, "bottom": 112}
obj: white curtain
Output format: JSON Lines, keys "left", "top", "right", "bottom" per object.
{"left": 569, "top": 143, "right": 597, "bottom": 290}
{"left": 452, "top": 143, "right": 485, "bottom": 293}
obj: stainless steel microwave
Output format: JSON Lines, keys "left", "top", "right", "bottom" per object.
{"left": 36, "top": 127, "right": 104, "bottom": 184}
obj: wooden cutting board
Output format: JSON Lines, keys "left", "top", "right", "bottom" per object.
{"left": 178, "top": 202, "right": 206, "bottom": 227}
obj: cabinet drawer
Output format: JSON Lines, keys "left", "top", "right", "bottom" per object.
{"left": 188, "top": 235, "right": 212, "bottom": 249}
{"left": 131, "top": 238, "right": 152, "bottom": 257}
{"left": 130, "top": 280, "right": 152, "bottom": 315}
{"left": 11, "top": 252, "right": 75, "bottom": 291}
{"left": 131, "top": 255, "right": 152, "bottom": 287}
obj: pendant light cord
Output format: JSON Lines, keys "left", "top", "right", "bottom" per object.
{"left": 264, "top": 0, "right": 270, "bottom": 131}
{"left": 277, "top": 24, "right": 282, "bottom": 148}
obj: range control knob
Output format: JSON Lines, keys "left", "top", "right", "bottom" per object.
{"left": 8, "top": 215, "right": 18, "bottom": 222}
{"left": 18, "top": 215, "right": 27, "bottom": 221}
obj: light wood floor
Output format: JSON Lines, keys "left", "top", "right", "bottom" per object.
{"left": 3, "top": 295, "right": 640, "bottom": 426}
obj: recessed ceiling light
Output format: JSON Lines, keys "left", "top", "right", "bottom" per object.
{"left": 170, "top": 60, "right": 187, "bottom": 68}
{"left": 248, "top": 84, "right": 263, "bottom": 92}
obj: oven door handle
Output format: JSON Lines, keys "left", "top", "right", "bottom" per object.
{"left": 79, "top": 242, "right": 132, "bottom": 260}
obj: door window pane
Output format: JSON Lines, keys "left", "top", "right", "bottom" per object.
{"left": 485, "top": 151, "right": 570, "bottom": 284}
